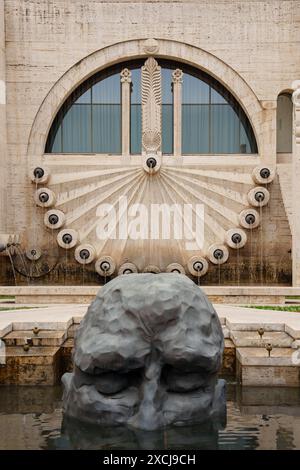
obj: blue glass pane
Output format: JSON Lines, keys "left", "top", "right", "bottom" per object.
{"left": 162, "top": 104, "right": 173, "bottom": 154}
{"left": 75, "top": 89, "right": 91, "bottom": 104}
{"left": 211, "top": 105, "right": 240, "bottom": 153}
{"left": 240, "top": 122, "right": 252, "bottom": 153}
{"left": 62, "top": 104, "right": 92, "bottom": 153}
{"left": 51, "top": 126, "right": 62, "bottom": 152}
{"left": 182, "top": 73, "right": 209, "bottom": 104}
{"left": 131, "top": 68, "right": 141, "bottom": 104}
{"left": 211, "top": 88, "right": 227, "bottom": 104}
{"left": 182, "top": 105, "right": 209, "bottom": 153}
{"left": 162, "top": 68, "right": 173, "bottom": 104}
{"left": 92, "top": 74, "right": 120, "bottom": 104}
{"left": 92, "top": 105, "right": 121, "bottom": 154}
{"left": 130, "top": 105, "right": 142, "bottom": 154}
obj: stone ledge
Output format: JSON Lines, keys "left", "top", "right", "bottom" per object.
{"left": 230, "top": 331, "right": 293, "bottom": 348}
{"left": 0, "top": 285, "right": 299, "bottom": 305}
{"left": 236, "top": 347, "right": 295, "bottom": 366}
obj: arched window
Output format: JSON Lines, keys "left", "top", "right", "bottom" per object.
{"left": 277, "top": 92, "right": 293, "bottom": 153}
{"left": 45, "top": 59, "right": 257, "bottom": 155}
{"left": 45, "top": 65, "right": 122, "bottom": 154}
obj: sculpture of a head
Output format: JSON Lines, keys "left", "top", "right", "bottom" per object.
{"left": 62, "top": 273, "right": 226, "bottom": 430}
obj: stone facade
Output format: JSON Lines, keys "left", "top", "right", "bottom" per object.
{"left": 0, "top": 0, "right": 299, "bottom": 286}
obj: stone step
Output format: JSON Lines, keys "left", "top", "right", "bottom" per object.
{"left": 2, "top": 329, "right": 67, "bottom": 347}
{"left": 0, "top": 346, "right": 61, "bottom": 385}
{"left": 230, "top": 330, "right": 294, "bottom": 348}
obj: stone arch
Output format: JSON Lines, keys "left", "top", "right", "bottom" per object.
{"left": 27, "top": 38, "right": 263, "bottom": 158}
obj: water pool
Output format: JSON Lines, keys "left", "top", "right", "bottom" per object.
{"left": 0, "top": 382, "right": 300, "bottom": 450}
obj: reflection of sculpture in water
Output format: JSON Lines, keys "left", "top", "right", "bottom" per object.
{"left": 60, "top": 416, "right": 224, "bottom": 450}
{"left": 62, "top": 273, "right": 226, "bottom": 431}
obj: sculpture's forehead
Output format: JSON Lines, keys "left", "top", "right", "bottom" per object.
{"left": 97, "top": 272, "right": 215, "bottom": 335}
{"left": 100, "top": 273, "right": 200, "bottom": 314}
{"left": 75, "top": 273, "right": 222, "bottom": 373}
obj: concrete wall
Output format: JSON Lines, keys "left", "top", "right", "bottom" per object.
{"left": 1, "top": 0, "right": 299, "bottom": 285}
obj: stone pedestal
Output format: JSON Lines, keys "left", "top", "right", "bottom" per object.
{"left": 3, "top": 329, "right": 67, "bottom": 347}
{"left": 236, "top": 347, "right": 300, "bottom": 387}
{"left": 0, "top": 346, "right": 61, "bottom": 385}
{"left": 230, "top": 331, "right": 293, "bottom": 348}
{"left": 60, "top": 338, "right": 74, "bottom": 374}
{"left": 220, "top": 339, "right": 236, "bottom": 376}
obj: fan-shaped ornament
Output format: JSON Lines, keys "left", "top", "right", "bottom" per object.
{"left": 74, "top": 244, "right": 96, "bottom": 265}
{"left": 95, "top": 256, "right": 116, "bottom": 277}
{"left": 252, "top": 166, "right": 275, "bottom": 185}
{"left": 225, "top": 228, "right": 247, "bottom": 249}
{"left": 207, "top": 245, "right": 229, "bottom": 265}
{"left": 187, "top": 256, "right": 209, "bottom": 277}
{"left": 166, "top": 263, "right": 186, "bottom": 274}
{"left": 57, "top": 229, "right": 79, "bottom": 250}
{"left": 118, "top": 262, "right": 138, "bottom": 275}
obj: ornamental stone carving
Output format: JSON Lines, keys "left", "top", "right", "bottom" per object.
{"left": 172, "top": 68, "right": 183, "bottom": 84}
{"left": 143, "top": 38, "right": 159, "bottom": 55}
{"left": 141, "top": 57, "right": 162, "bottom": 154}
{"left": 120, "top": 68, "right": 132, "bottom": 83}
{"left": 292, "top": 81, "right": 300, "bottom": 144}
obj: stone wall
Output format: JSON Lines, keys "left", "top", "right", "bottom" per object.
{"left": 0, "top": 0, "right": 7, "bottom": 233}
{"left": 0, "top": 0, "right": 299, "bottom": 285}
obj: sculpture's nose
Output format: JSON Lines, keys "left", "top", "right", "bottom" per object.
{"left": 128, "top": 348, "right": 165, "bottom": 430}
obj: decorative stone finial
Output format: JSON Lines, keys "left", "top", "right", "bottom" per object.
{"left": 120, "top": 68, "right": 132, "bottom": 83}
{"left": 172, "top": 68, "right": 183, "bottom": 84}
{"left": 143, "top": 38, "right": 159, "bottom": 55}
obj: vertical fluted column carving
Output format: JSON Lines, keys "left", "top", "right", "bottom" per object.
{"left": 121, "top": 68, "right": 132, "bottom": 156}
{"left": 172, "top": 69, "right": 183, "bottom": 157}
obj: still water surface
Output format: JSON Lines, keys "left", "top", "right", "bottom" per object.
{"left": 0, "top": 382, "right": 300, "bottom": 450}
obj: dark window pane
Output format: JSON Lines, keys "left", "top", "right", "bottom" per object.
{"left": 130, "top": 104, "right": 142, "bottom": 154}
{"left": 92, "top": 104, "right": 121, "bottom": 154}
{"left": 211, "top": 88, "right": 227, "bottom": 104}
{"left": 131, "top": 68, "right": 141, "bottom": 104}
{"left": 277, "top": 93, "right": 293, "bottom": 153}
{"left": 211, "top": 105, "right": 240, "bottom": 153}
{"left": 182, "top": 73, "right": 209, "bottom": 104}
{"left": 162, "top": 68, "right": 173, "bottom": 104}
{"left": 75, "top": 89, "right": 91, "bottom": 104}
{"left": 182, "top": 105, "right": 209, "bottom": 153}
{"left": 162, "top": 104, "right": 173, "bottom": 154}
{"left": 62, "top": 104, "right": 92, "bottom": 153}
{"left": 240, "top": 117, "right": 255, "bottom": 153}
{"left": 51, "top": 126, "right": 62, "bottom": 152}
{"left": 92, "top": 74, "right": 120, "bottom": 104}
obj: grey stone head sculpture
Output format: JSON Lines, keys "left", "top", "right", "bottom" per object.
{"left": 62, "top": 273, "right": 226, "bottom": 431}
